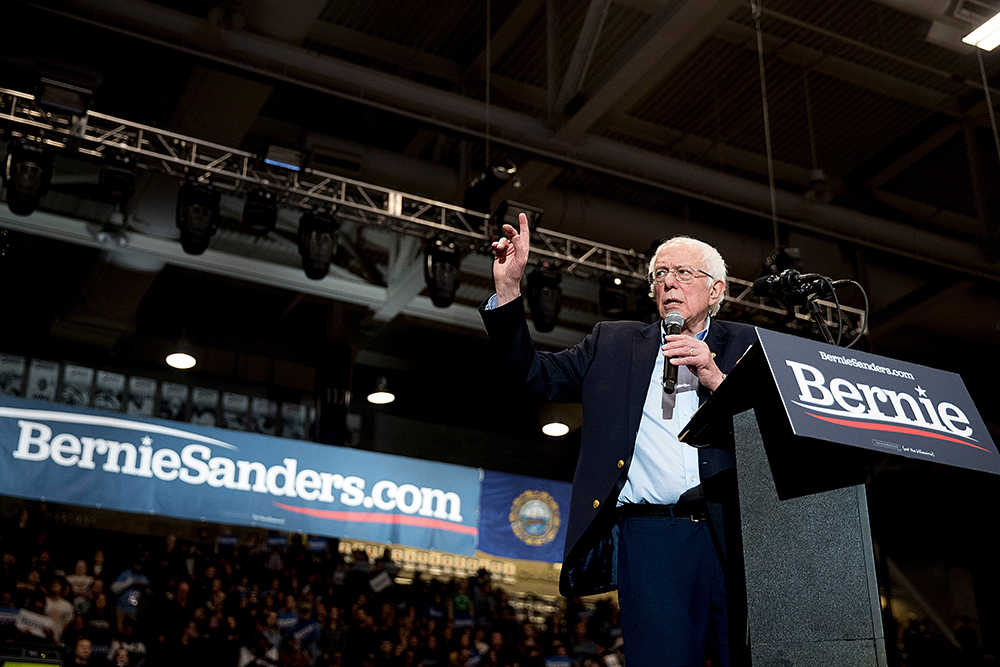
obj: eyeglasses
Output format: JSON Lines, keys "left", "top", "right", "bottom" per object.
{"left": 646, "top": 266, "right": 713, "bottom": 285}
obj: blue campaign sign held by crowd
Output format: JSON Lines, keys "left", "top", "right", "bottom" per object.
{"left": 0, "top": 396, "right": 481, "bottom": 555}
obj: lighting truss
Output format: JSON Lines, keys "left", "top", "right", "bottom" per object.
{"left": 0, "top": 87, "right": 864, "bottom": 332}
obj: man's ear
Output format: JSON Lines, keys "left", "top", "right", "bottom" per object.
{"left": 709, "top": 280, "right": 724, "bottom": 305}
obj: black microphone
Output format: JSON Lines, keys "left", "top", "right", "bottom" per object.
{"left": 752, "top": 269, "right": 833, "bottom": 306}
{"left": 662, "top": 311, "right": 684, "bottom": 394}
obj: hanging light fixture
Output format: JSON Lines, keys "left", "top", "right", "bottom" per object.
{"left": 367, "top": 376, "right": 395, "bottom": 404}
{"left": 526, "top": 262, "right": 562, "bottom": 332}
{"left": 243, "top": 186, "right": 278, "bottom": 236}
{"left": 541, "top": 422, "right": 570, "bottom": 437}
{"left": 3, "top": 137, "right": 53, "bottom": 216}
{"left": 298, "top": 208, "right": 339, "bottom": 280}
{"left": 176, "top": 177, "right": 220, "bottom": 255}
{"left": 165, "top": 338, "right": 197, "bottom": 370}
{"left": 424, "top": 235, "right": 462, "bottom": 308}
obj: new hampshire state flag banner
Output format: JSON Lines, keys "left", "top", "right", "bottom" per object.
{"left": 477, "top": 469, "right": 572, "bottom": 563}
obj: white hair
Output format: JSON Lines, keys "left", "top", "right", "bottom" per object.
{"left": 648, "top": 236, "right": 728, "bottom": 316}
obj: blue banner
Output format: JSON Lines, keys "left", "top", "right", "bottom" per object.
{"left": 0, "top": 396, "right": 480, "bottom": 555}
{"left": 477, "top": 469, "right": 571, "bottom": 563}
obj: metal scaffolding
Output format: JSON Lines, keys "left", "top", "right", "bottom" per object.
{"left": 0, "top": 87, "right": 865, "bottom": 333}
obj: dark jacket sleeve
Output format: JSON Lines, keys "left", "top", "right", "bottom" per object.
{"left": 479, "top": 297, "right": 600, "bottom": 404}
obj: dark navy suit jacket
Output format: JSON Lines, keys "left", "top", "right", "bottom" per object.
{"left": 481, "top": 297, "right": 758, "bottom": 596}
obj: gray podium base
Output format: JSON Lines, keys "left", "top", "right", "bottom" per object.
{"left": 734, "top": 409, "right": 887, "bottom": 667}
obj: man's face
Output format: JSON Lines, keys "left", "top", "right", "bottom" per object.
{"left": 75, "top": 639, "right": 92, "bottom": 660}
{"left": 652, "top": 244, "right": 723, "bottom": 330}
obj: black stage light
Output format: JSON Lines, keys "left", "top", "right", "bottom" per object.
{"left": 34, "top": 65, "right": 99, "bottom": 146}
{"left": 100, "top": 148, "right": 136, "bottom": 202}
{"left": 491, "top": 200, "right": 544, "bottom": 233}
{"left": 424, "top": 236, "right": 462, "bottom": 308}
{"left": 527, "top": 262, "right": 562, "bottom": 332}
{"left": 3, "top": 138, "right": 53, "bottom": 216}
{"left": 175, "top": 178, "right": 220, "bottom": 255}
{"left": 599, "top": 273, "right": 631, "bottom": 319}
{"left": 243, "top": 187, "right": 278, "bottom": 236}
{"left": 762, "top": 245, "right": 801, "bottom": 276}
{"left": 463, "top": 160, "right": 518, "bottom": 213}
{"left": 298, "top": 208, "right": 339, "bottom": 280}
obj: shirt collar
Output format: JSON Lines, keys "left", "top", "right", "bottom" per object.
{"left": 661, "top": 315, "right": 711, "bottom": 342}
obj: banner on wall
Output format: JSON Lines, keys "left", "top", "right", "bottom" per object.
{"left": 0, "top": 396, "right": 480, "bottom": 555}
{"left": 477, "top": 469, "right": 572, "bottom": 563}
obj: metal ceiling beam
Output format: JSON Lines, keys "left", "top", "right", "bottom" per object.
{"left": 866, "top": 124, "right": 963, "bottom": 189}
{"left": 372, "top": 236, "right": 426, "bottom": 323}
{"left": 306, "top": 22, "right": 463, "bottom": 82}
{"left": 555, "top": 0, "right": 744, "bottom": 143}
{"left": 467, "top": 0, "right": 545, "bottom": 78}
{"left": 714, "top": 20, "right": 962, "bottom": 117}
{"left": 28, "top": 0, "right": 1000, "bottom": 282}
{"left": 554, "top": 0, "right": 612, "bottom": 117}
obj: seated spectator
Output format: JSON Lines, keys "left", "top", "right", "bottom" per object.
{"left": 73, "top": 637, "right": 96, "bottom": 667}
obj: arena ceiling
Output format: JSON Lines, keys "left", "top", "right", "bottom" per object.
{"left": 1, "top": 0, "right": 999, "bottom": 458}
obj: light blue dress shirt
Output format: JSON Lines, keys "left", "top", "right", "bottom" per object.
{"left": 618, "top": 319, "right": 710, "bottom": 506}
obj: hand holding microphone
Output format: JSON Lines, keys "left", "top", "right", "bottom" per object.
{"left": 662, "top": 312, "right": 684, "bottom": 394}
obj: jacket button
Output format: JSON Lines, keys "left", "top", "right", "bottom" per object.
{"left": 593, "top": 500, "right": 600, "bottom": 509}
{"left": 617, "top": 460, "right": 624, "bottom": 469}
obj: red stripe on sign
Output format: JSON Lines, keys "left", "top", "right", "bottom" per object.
{"left": 272, "top": 502, "right": 479, "bottom": 536}
{"left": 804, "top": 412, "right": 989, "bottom": 451}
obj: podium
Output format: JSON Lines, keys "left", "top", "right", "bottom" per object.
{"left": 681, "top": 328, "right": 1000, "bottom": 666}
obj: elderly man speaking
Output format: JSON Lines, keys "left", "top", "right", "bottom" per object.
{"left": 481, "top": 213, "right": 757, "bottom": 666}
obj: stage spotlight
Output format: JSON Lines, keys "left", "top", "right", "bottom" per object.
{"left": 243, "top": 186, "right": 278, "bottom": 236}
{"left": 424, "top": 236, "right": 462, "bottom": 308}
{"left": 34, "top": 66, "right": 99, "bottom": 146}
{"left": 599, "top": 273, "right": 631, "bottom": 319}
{"left": 762, "top": 245, "right": 801, "bottom": 276}
{"left": 464, "top": 160, "right": 518, "bottom": 213}
{"left": 3, "top": 137, "right": 53, "bottom": 216}
{"left": 804, "top": 168, "right": 834, "bottom": 205}
{"left": 100, "top": 148, "right": 136, "bottom": 202}
{"left": 176, "top": 178, "right": 221, "bottom": 255}
{"left": 298, "top": 208, "right": 339, "bottom": 280}
{"left": 492, "top": 200, "right": 544, "bottom": 232}
{"left": 367, "top": 376, "right": 395, "bottom": 405}
{"left": 527, "top": 262, "right": 562, "bottom": 333}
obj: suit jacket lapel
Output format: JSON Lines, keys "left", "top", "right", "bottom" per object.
{"left": 628, "top": 320, "right": 661, "bottom": 448}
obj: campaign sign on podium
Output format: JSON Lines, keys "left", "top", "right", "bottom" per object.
{"left": 755, "top": 328, "right": 1000, "bottom": 475}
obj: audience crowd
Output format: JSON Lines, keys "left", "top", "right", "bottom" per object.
{"left": 0, "top": 506, "right": 625, "bottom": 667}
{"left": 0, "top": 506, "right": 989, "bottom": 667}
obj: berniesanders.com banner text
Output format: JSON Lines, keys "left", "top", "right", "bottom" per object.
{"left": 0, "top": 396, "right": 480, "bottom": 555}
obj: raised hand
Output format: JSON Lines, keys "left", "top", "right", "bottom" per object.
{"left": 491, "top": 212, "right": 530, "bottom": 306}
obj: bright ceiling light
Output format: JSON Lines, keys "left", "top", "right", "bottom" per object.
{"left": 542, "top": 422, "right": 570, "bottom": 437}
{"left": 963, "top": 12, "right": 1000, "bottom": 50}
{"left": 165, "top": 352, "right": 196, "bottom": 370}
{"left": 367, "top": 376, "right": 395, "bottom": 405}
